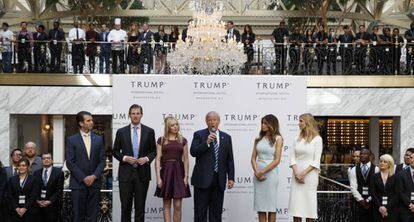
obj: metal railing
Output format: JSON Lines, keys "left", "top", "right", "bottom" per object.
{"left": 2, "top": 40, "right": 414, "bottom": 75}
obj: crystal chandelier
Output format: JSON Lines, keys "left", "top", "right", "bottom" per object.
{"left": 168, "top": 0, "right": 246, "bottom": 74}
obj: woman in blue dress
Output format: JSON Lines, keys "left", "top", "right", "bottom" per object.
{"left": 251, "top": 114, "right": 283, "bottom": 222}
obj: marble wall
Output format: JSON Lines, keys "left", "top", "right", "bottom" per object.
{"left": 0, "top": 86, "right": 413, "bottom": 164}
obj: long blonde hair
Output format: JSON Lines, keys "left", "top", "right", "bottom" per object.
{"left": 298, "top": 113, "right": 319, "bottom": 143}
{"left": 380, "top": 154, "right": 395, "bottom": 176}
{"left": 162, "top": 117, "right": 183, "bottom": 146}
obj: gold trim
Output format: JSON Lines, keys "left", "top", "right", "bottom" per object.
{"left": 0, "top": 74, "right": 413, "bottom": 88}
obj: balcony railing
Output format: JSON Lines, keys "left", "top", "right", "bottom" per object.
{"left": 1, "top": 40, "right": 414, "bottom": 75}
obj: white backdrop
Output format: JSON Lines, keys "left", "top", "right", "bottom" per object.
{"left": 112, "top": 75, "right": 306, "bottom": 221}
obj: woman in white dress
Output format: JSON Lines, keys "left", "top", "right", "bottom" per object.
{"left": 288, "top": 113, "right": 323, "bottom": 222}
{"left": 251, "top": 114, "right": 283, "bottom": 222}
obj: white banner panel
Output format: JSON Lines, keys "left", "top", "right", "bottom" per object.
{"left": 112, "top": 75, "right": 306, "bottom": 222}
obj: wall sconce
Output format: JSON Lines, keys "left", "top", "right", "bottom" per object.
{"left": 43, "top": 124, "right": 51, "bottom": 132}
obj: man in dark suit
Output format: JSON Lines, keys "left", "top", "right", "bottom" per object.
{"left": 5, "top": 148, "right": 23, "bottom": 179}
{"left": 226, "top": 21, "right": 240, "bottom": 43}
{"left": 48, "top": 21, "right": 65, "bottom": 73}
{"left": 398, "top": 152, "right": 414, "bottom": 222}
{"left": 33, "top": 25, "right": 48, "bottom": 73}
{"left": 396, "top": 148, "right": 414, "bottom": 174}
{"left": 138, "top": 23, "right": 154, "bottom": 74}
{"left": 0, "top": 161, "right": 7, "bottom": 222}
{"left": 98, "top": 24, "right": 111, "bottom": 74}
{"left": 66, "top": 111, "right": 105, "bottom": 222}
{"left": 33, "top": 153, "right": 64, "bottom": 222}
{"left": 191, "top": 111, "right": 235, "bottom": 222}
{"left": 113, "top": 104, "right": 156, "bottom": 222}
{"left": 181, "top": 19, "right": 193, "bottom": 42}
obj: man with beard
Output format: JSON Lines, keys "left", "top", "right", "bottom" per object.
{"left": 23, "top": 141, "right": 43, "bottom": 173}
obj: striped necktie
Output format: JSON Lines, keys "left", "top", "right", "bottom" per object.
{"left": 214, "top": 140, "right": 219, "bottom": 172}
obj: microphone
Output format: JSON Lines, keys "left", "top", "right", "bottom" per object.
{"left": 210, "top": 127, "right": 217, "bottom": 145}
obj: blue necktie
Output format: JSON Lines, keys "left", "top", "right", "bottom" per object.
{"left": 214, "top": 140, "right": 219, "bottom": 172}
{"left": 43, "top": 169, "right": 48, "bottom": 186}
{"left": 133, "top": 126, "right": 139, "bottom": 158}
{"left": 362, "top": 164, "right": 368, "bottom": 179}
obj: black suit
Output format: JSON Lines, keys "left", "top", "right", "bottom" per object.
{"left": 138, "top": 31, "right": 154, "bottom": 73}
{"left": 398, "top": 168, "right": 414, "bottom": 222}
{"left": 7, "top": 175, "right": 39, "bottom": 222}
{"left": 113, "top": 124, "right": 156, "bottom": 222}
{"left": 395, "top": 163, "right": 409, "bottom": 175}
{"left": 0, "top": 167, "right": 7, "bottom": 222}
{"left": 370, "top": 173, "right": 398, "bottom": 222}
{"left": 226, "top": 28, "right": 241, "bottom": 42}
{"left": 66, "top": 132, "right": 105, "bottom": 222}
{"left": 33, "top": 167, "right": 64, "bottom": 222}
{"left": 190, "top": 128, "right": 235, "bottom": 222}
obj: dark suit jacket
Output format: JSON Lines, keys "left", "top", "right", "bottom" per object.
{"left": 398, "top": 168, "right": 414, "bottom": 216}
{"left": 190, "top": 128, "right": 235, "bottom": 191}
{"left": 395, "top": 163, "right": 406, "bottom": 175}
{"left": 182, "top": 27, "right": 188, "bottom": 42}
{"left": 226, "top": 28, "right": 241, "bottom": 42}
{"left": 33, "top": 167, "right": 64, "bottom": 210}
{"left": 7, "top": 174, "right": 39, "bottom": 210}
{"left": 65, "top": 132, "right": 105, "bottom": 189}
{"left": 0, "top": 167, "right": 6, "bottom": 204}
{"left": 98, "top": 31, "right": 111, "bottom": 53}
{"left": 138, "top": 31, "right": 153, "bottom": 43}
{"left": 5, "top": 166, "right": 17, "bottom": 179}
{"left": 370, "top": 173, "right": 398, "bottom": 213}
{"left": 113, "top": 124, "right": 156, "bottom": 182}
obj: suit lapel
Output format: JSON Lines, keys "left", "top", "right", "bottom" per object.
{"left": 139, "top": 125, "right": 147, "bottom": 157}
{"left": 90, "top": 133, "right": 96, "bottom": 160}
{"left": 125, "top": 125, "right": 133, "bottom": 154}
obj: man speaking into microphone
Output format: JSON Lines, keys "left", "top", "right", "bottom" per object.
{"left": 190, "top": 111, "right": 235, "bottom": 222}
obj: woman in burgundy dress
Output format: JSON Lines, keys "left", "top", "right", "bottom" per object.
{"left": 155, "top": 117, "right": 191, "bottom": 222}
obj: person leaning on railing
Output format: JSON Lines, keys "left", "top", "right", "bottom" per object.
{"left": 108, "top": 18, "right": 128, "bottom": 74}
{"left": 154, "top": 25, "right": 169, "bottom": 74}
{"left": 138, "top": 23, "right": 153, "bottom": 74}
{"left": 127, "top": 23, "right": 140, "bottom": 74}
{"left": 68, "top": 21, "right": 86, "bottom": 74}
{"left": 271, "top": 21, "right": 289, "bottom": 74}
{"left": 241, "top": 24, "right": 255, "bottom": 74}
{"left": 86, "top": 23, "right": 99, "bottom": 74}
{"left": 98, "top": 24, "right": 111, "bottom": 74}
{"left": 48, "top": 21, "right": 65, "bottom": 73}
{"left": 0, "top": 22, "right": 14, "bottom": 73}
{"left": 16, "top": 21, "right": 34, "bottom": 73}
{"left": 405, "top": 22, "right": 414, "bottom": 75}
{"left": 33, "top": 25, "right": 48, "bottom": 73}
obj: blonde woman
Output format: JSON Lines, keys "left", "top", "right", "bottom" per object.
{"left": 251, "top": 114, "right": 283, "bottom": 222}
{"left": 370, "top": 154, "right": 398, "bottom": 222}
{"left": 155, "top": 117, "right": 191, "bottom": 222}
{"left": 288, "top": 113, "right": 323, "bottom": 222}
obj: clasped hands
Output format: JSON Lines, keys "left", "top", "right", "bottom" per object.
{"left": 15, "top": 208, "right": 27, "bottom": 217}
{"left": 83, "top": 175, "right": 97, "bottom": 187}
{"left": 409, "top": 203, "right": 414, "bottom": 213}
{"left": 124, "top": 155, "right": 149, "bottom": 166}
{"left": 254, "top": 170, "right": 267, "bottom": 181}
{"left": 37, "top": 200, "right": 52, "bottom": 208}
{"left": 379, "top": 206, "right": 388, "bottom": 218}
{"left": 293, "top": 171, "right": 306, "bottom": 184}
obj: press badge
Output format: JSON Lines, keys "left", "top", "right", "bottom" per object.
{"left": 362, "top": 187, "right": 369, "bottom": 195}
{"left": 411, "top": 192, "right": 414, "bottom": 201}
{"left": 19, "top": 195, "right": 25, "bottom": 204}
{"left": 53, "top": 40, "right": 57, "bottom": 45}
{"left": 41, "top": 190, "right": 47, "bottom": 199}
{"left": 21, "top": 39, "right": 26, "bottom": 44}
{"left": 382, "top": 196, "right": 388, "bottom": 205}
{"left": 344, "top": 43, "right": 348, "bottom": 48}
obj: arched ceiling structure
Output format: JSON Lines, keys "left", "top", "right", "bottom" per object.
{"left": 0, "top": 0, "right": 413, "bottom": 34}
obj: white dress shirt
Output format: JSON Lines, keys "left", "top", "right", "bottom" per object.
{"left": 107, "top": 29, "right": 127, "bottom": 50}
{"left": 207, "top": 129, "right": 220, "bottom": 147}
{"left": 349, "top": 162, "right": 379, "bottom": 202}
{"left": 80, "top": 130, "right": 91, "bottom": 157}
{"left": 68, "top": 28, "right": 86, "bottom": 41}
{"left": 0, "top": 30, "right": 14, "bottom": 52}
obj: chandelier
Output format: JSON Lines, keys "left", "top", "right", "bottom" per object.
{"left": 168, "top": 0, "right": 246, "bottom": 74}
